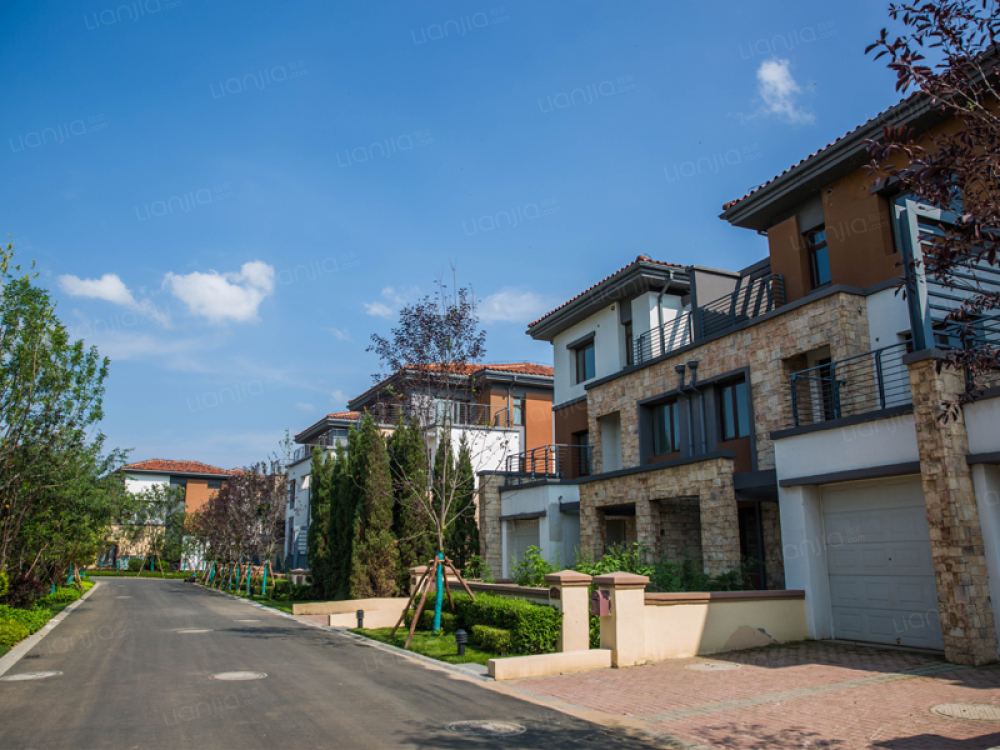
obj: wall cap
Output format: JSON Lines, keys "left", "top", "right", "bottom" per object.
{"left": 644, "top": 589, "right": 806, "bottom": 606}
{"left": 593, "top": 571, "right": 649, "bottom": 589}
{"left": 544, "top": 570, "right": 593, "bottom": 586}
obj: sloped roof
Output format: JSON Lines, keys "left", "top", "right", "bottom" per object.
{"left": 527, "top": 255, "right": 684, "bottom": 329}
{"left": 292, "top": 411, "right": 362, "bottom": 440}
{"left": 121, "top": 459, "right": 230, "bottom": 476}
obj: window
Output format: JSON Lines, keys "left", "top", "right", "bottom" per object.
{"left": 806, "top": 227, "right": 831, "bottom": 289}
{"left": 207, "top": 479, "right": 222, "bottom": 490}
{"left": 289, "top": 479, "right": 297, "bottom": 508}
{"left": 651, "top": 401, "right": 680, "bottom": 455}
{"left": 574, "top": 431, "right": 591, "bottom": 476}
{"left": 574, "top": 341, "right": 595, "bottom": 384}
{"left": 624, "top": 322, "right": 634, "bottom": 367}
{"left": 512, "top": 396, "right": 525, "bottom": 426}
{"left": 719, "top": 379, "right": 751, "bottom": 440}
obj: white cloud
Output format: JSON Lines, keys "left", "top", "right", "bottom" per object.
{"left": 295, "top": 402, "right": 315, "bottom": 412}
{"left": 328, "top": 327, "right": 351, "bottom": 341}
{"left": 756, "top": 59, "right": 814, "bottom": 125}
{"left": 165, "top": 261, "right": 275, "bottom": 323}
{"left": 363, "top": 285, "right": 420, "bottom": 318}
{"left": 330, "top": 389, "right": 348, "bottom": 406}
{"left": 58, "top": 273, "right": 169, "bottom": 326}
{"left": 479, "top": 288, "right": 553, "bottom": 324}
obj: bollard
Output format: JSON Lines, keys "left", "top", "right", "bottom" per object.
{"left": 455, "top": 628, "right": 468, "bottom": 657}
{"left": 356, "top": 610, "right": 365, "bottom": 629}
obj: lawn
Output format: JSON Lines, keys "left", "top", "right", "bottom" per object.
{"left": 353, "top": 627, "right": 497, "bottom": 666}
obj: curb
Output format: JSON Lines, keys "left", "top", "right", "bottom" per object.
{"left": 0, "top": 581, "right": 101, "bottom": 678}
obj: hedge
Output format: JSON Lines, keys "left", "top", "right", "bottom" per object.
{"left": 0, "top": 604, "right": 54, "bottom": 649}
{"left": 470, "top": 625, "right": 512, "bottom": 655}
{"left": 88, "top": 571, "right": 193, "bottom": 579}
{"left": 36, "top": 586, "right": 82, "bottom": 608}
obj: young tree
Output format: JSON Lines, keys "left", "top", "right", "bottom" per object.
{"left": 866, "top": 1, "right": 1000, "bottom": 407}
{"left": 307, "top": 447, "right": 335, "bottom": 597}
{"left": 349, "top": 416, "right": 398, "bottom": 598}
{"left": 367, "top": 277, "right": 511, "bottom": 630}
{"left": 328, "top": 437, "right": 357, "bottom": 599}
{"left": 388, "top": 416, "right": 435, "bottom": 588}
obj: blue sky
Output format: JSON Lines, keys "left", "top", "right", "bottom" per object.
{"left": 3, "top": 1, "right": 906, "bottom": 468}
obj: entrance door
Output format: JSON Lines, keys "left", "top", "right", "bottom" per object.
{"left": 822, "top": 477, "right": 942, "bottom": 650}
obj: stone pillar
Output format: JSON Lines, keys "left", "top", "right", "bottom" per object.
{"left": 593, "top": 571, "right": 648, "bottom": 667}
{"left": 636, "top": 498, "right": 660, "bottom": 553}
{"left": 908, "top": 354, "right": 998, "bottom": 666}
{"left": 409, "top": 566, "right": 428, "bottom": 596}
{"left": 545, "top": 570, "right": 593, "bottom": 652}
{"left": 698, "top": 461, "right": 740, "bottom": 576}
{"left": 477, "top": 472, "right": 504, "bottom": 580}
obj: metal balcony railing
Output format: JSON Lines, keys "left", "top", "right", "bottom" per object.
{"left": 367, "top": 401, "right": 513, "bottom": 428}
{"left": 503, "top": 444, "right": 591, "bottom": 487}
{"left": 700, "top": 274, "right": 785, "bottom": 339}
{"left": 789, "top": 343, "right": 912, "bottom": 428}
{"left": 633, "top": 312, "right": 692, "bottom": 366}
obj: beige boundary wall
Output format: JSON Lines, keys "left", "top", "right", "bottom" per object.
{"left": 489, "top": 649, "right": 612, "bottom": 680}
{"left": 292, "top": 597, "right": 409, "bottom": 616}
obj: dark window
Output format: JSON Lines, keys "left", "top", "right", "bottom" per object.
{"left": 624, "top": 322, "right": 634, "bottom": 367}
{"left": 806, "top": 227, "right": 831, "bottom": 289}
{"left": 651, "top": 401, "right": 679, "bottom": 455}
{"left": 720, "top": 379, "right": 751, "bottom": 440}
{"left": 574, "top": 431, "right": 591, "bottom": 476}
{"left": 289, "top": 479, "right": 297, "bottom": 507}
{"left": 574, "top": 342, "right": 595, "bottom": 384}
{"left": 169, "top": 477, "right": 187, "bottom": 488}
{"left": 207, "top": 479, "right": 222, "bottom": 490}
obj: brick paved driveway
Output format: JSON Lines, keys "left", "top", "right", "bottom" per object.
{"left": 512, "top": 642, "right": 1000, "bottom": 749}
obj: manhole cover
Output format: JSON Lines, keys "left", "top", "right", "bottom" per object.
{"left": 210, "top": 671, "right": 267, "bottom": 681}
{"left": 177, "top": 629, "right": 212, "bottom": 634}
{"left": 446, "top": 721, "right": 526, "bottom": 737}
{"left": 0, "top": 671, "right": 63, "bottom": 682}
{"left": 931, "top": 703, "right": 1000, "bottom": 722}
{"left": 686, "top": 661, "right": 741, "bottom": 672}
{"left": 235, "top": 619, "right": 260, "bottom": 623}
{"left": 115, "top": 596, "right": 131, "bottom": 599}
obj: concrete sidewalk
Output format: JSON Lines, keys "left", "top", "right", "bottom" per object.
{"left": 509, "top": 641, "right": 1000, "bottom": 749}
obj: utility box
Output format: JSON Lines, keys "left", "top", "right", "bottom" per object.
{"left": 590, "top": 589, "right": 611, "bottom": 617}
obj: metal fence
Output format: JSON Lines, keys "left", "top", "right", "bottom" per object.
{"left": 700, "top": 274, "right": 785, "bottom": 339}
{"left": 503, "top": 444, "right": 592, "bottom": 486}
{"left": 633, "top": 312, "right": 692, "bottom": 366}
{"left": 789, "top": 342, "right": 911, "bottom": 428}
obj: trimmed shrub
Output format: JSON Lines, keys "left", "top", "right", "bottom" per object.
{"left": 127, "top": 558, "right": 144, "bottom": 572}
{"left": 454, "top": 593, "right": 561, "bottom": 655}
{"left": 5, "top": 575, "right": 47, "bottom": 609}
{"left": 470, "top": 625, "right": 512, "bottom": 655}
{"left": 0, "top": 619, "right": 30, "bottom": 648}
{"left": 35, "top": 587, "right": 82, "bottom": 608}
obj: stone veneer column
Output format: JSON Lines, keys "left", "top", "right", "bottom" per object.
{"left": 593, "top": 571, "right": 648, "bottom": 667}
{"left": 908, "top": 354, "right": 998, "bottom": 666}
{"left": 698, "top": 463, "right": 740, "bottom": 576}
{"left": 544, "top": 570, "right": 593, "bottom": 652}
{"left": 477, "top": 472, "right": 504, "bottom": 580}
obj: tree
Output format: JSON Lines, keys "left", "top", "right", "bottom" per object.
{"left": 307, "top": 447, "right": 335, "bottom": 597}
{"left": 388, "top": 416, "right": 435, "bottom": 588}
{"left": 349, "top": 416, "right": 398, "bottom": 598}
{"left": 367, "top": 276, "right": 511, "bottom": 630}
{"left": 866, "top": 1, "right": 1000, "bottom": 408}
{"left": 0, "top": 241, "right": 111, "bottom": 575}
{"left": 116, "top": 482, "right": 187, "bottom": 571}
{"left": 328, "top": 436, "right": 357, "bottom": 599}
{"left": 446, "top": 434, "right": 479, "bottom": 571}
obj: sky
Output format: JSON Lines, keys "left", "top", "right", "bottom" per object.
{"left": 3, "top": 1, "right": 908, "bottom": 469}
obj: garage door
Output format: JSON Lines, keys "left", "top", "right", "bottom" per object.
{"left": 822, "top": 477, "right": 943, "bottom": 650}
{"left": 509, "top": 518, "right": 540, "bottom": 569}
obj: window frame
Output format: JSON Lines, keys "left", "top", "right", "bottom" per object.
{"left": 574, "top": 341, "right": 596, "bottom": 384}
{"left": 806, "top": 226, "right": 831, "bottom": 289}
{"left": 719, "top": 378, "right": 751, "bottom": 441}
{"left": 651, "top": 400, "right": 680, "bottom": 456}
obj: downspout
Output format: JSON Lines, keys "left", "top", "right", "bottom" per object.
{"left": 686, "top": 360, "right": 708, "bottom": 454}
{"left": 656, "top": 286, "right": 666, "bottom": 356}
{"left": 674, "top": 364, "right": 694, "bottom": 456}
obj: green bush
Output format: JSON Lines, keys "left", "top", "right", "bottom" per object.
{"left": 470, "top": 625, "right": 512, "bottom": 655}
{"left": 454, "top": 593, "right": 561, "bottom": 655}
{"left": 127, "top": 558, "right": 144, "bottom": 572}
{"left": 589, "top": 614, "right": 600, "bottom": 649}
{"left": 0, "top": 570, "right": 8, "bottom": 599}
{"left": 35, "top": 587, "right": 81, "bottom": 608}
{"left": 0, "top": 619, "right": 30, "bottom": 648}
{"left": 510, "top": 546, "right": 556, "bottom": 587}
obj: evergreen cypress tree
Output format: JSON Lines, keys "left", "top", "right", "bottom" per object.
{"left": 328, "top": 432, "right": 357, "bottom": 599}
{"left": 446, "top": 433, "right": 480, "bottom": 571}
{"left": 306, "top": 447, "right": 335, "bottom": 598}
{"left": 389, "top": 416, "right": 435, "bottom": 587}
{"left": 349, "top": 416, "right": 399, "bottom": 598}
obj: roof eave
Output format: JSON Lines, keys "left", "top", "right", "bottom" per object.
{"left": 527, "top": 262, "right": 689, "bottom": 342}
{"left": 719, "top": 95, "right": 943, "bottom": 232}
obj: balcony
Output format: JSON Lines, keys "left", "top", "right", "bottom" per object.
{"left": 367, "top": 401, "right": 514, "bottom": 429}
{"left": 789, "top": 342, "right": 911, "bottom": 428}
{"left": 503, "top": 444, "right": 592, "bottom": 487}
{"left": 631, "top": 274, "right": 785, "bottom": 368}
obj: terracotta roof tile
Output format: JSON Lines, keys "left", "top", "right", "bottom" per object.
{"left": 122, "top": 459, "right": 230, "bottom": 476}
{"left": 528, "top": 255, "right": 683, "bottom": 328}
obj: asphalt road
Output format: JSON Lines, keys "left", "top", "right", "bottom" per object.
{"left": 0, "top": 579, "right": 664, "bottom": 750}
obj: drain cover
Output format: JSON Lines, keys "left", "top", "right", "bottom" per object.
{"left": 446, "top": 721, "right": 526, "bottom": 737}
{"left": 931, "top": 703, "right": 1000, "bottom": 722}
{"left": 235, "top": 619, "right": 260, "bottom": 623}
{"left": 177, "top": 629, "right": 212, "bottom": 634}
{"left": 0, "top": 671, "right": 63, "bottom": 682}
{"left": 686, "top": 661, "right": 741, "bottom": 672}
{"left": 115, "top": 596, "right": 131, "bottom": 599}
{"left": 210, "top": 671, "right": 267, "bottom": 681}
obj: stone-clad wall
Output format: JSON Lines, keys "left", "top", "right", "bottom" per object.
{"left": 579, "top": 457, "right": 738, "bottom": 575}
{"left": 909, "top": 357, "right": 998, "bottom": 666}
{"left": 477, "top": 473, "right": 504, "bottom": 579}
{"left": 586, "top": 291, "right": 872, "bottom": 474}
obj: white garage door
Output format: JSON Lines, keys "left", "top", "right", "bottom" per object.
{"left": 822, "top": 477, "right": 943, "bottom": 651}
